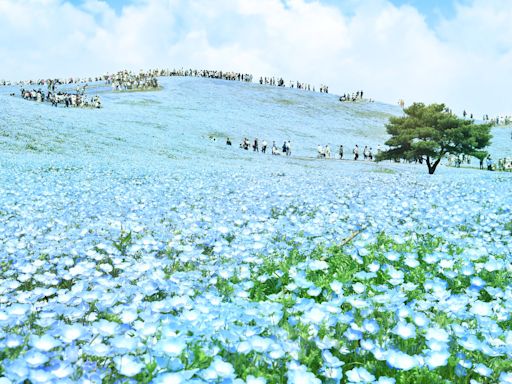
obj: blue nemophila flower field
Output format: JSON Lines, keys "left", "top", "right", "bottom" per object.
{"left": 0, "top": 77, "right": 512, "bottom": 383}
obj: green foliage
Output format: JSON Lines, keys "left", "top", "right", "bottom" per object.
{"left": 377, "top": 103, "right": 492, "bottom": 174}
{"left": 479, "top": 268, "right": 512, "bottom": 290}
{"left": 306, "top": 245, "right": 360, "bottom": 291}
{"left": 112, "top": 230, "right": 132, "bottom": 256}
{"left": 505, "top": 221, "right": 512, "bottom": 235}
{"left": 97, "top": 311, "right": 122, "bottom": 323}
{"left": 0, "top": 260, "right": 12, "bottom": 273}
{"left": 215, "top": 277, "right": 237, "bottom": 299}
{"left": 298, "top": 338, "right": 324, "bottom": 375}
{"left": 144, "top": 290, "right": 168, "bottom": 302}
{"left": 471, "top": 150, "right": 488, "bottom": 161}
{"left": 185, "top": 343, "right": 215, "bottom": 370}
{"left": 249, "top": 249, "right": 302, "bottom": 301}
{"left": 133, "top": 360, "right": 158, "bottom": 384}
{"left": 218, "top": 350, "right": 288, "bottom": 383}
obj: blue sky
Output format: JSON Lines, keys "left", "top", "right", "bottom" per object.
{"left": 1, "top": 0, "right": 512, "bottom": 116}
{"left": 68, "top": 0, "right": 467, "bottom": 25}
{"left": 388, "top": 0, "right": 467, "bottom": 22}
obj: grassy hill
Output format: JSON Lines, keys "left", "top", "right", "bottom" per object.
{"left": 1, "top": 77, "right": 510, "bottom": 169}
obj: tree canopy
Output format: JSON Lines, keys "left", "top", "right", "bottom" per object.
{"left": 377, "top": 103, "right": 492, "bottom": 174}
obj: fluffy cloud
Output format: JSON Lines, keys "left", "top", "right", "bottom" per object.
{"left": 0, "top": 0, "right": 510, "bottom": 116}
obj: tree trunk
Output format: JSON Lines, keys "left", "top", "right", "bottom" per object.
{"left": 426, "top": 156, "right": 442, "bottom": 174}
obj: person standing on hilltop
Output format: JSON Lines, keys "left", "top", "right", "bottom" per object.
{"left": 286, "top": 141, "right": 291, "bottom": 156}
{"left": 339, "top": 145, "right": 344, "bottom": 159}
{"left": 487, "top": 155, "right": 493, "bottom": 171}
{"left": 317, "top": 144, "right": 324, "bottom": 158}
{"left": 253, "top": 138, "right": 259, "bottom": 152}
{"left": 353, "top": 144, "right": 359, "bottom": 160}
{"left": 325, "top": 144, "right": 331, "bottom": 159}
{"left": 261, "top": 140, "right": 267, "bottom": 154}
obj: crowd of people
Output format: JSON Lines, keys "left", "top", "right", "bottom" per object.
{"left": 5, "top": 66, "right": 337, "bottom": 103}
{"left": 10, "top": 66, "right": 334, "bottom": 110}
{"left": 460, "top": 110, "right": 512, "bottom": 126}
{"left": 107, "top": 70, "right": 159, "bottom": 91}
{"left": 339, "top": 91, "right": 365, "bottom": 102}
{"left": 317, "top": 144, "right": 382, "bottom": 160}
{"left": 4, "top": 68, "right": 252, "bottom": 89}
{"left": 482, "top": 114, "right": 512, "bottom": 125}
{"left": 495, "top": 157, "right": 512, "bottom": 171}
{"left": 259, "top": 77, "right": 285, "bottom": 87}
{"left": 11, "top": 74, "right": 110, "bottom": 87}
{"left": 161, "top": 68, "right": 253, "bottom": 82}
{"left": 427, "top": 153, "right": 512, "bottom": 172}
{"left": 316, "top": 145, "right": 512, "bottom": 173}
{"left": 19, "top": 88, "right": 101, "bottom": 108}
{"left": 257, "top": 76, "right": 329, "bottom": 93}
{"left": 221, "top": 136, "right": 511, "bottom": 173}
{"left": 224, "top": 138, "right": 386, "bottom": 162}
{"left": 447, "top": 154, "right": 474, "bottom": 168}
{"left": 484, "top": 156, "right": 512, "bottom": 171}
{"left": 225, "top": 137, "right": 292, "bottom": 156}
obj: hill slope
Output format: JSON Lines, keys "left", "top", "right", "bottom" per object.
{"left": 0, "top": 78, "right": 401, "bottom": 163}
{"left": 1, "top": 77, "right": 510, "bottom": 168}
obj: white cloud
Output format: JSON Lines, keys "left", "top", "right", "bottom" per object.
{"left": 0, "top": 0, "right": 511, "bottom": 116}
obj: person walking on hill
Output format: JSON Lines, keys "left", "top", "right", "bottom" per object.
{"left": 261, "top": 140, "right": 267, "bottom": 153}
{"left": 353, "top": 144, "right": 359, "bottom": 160}
{"left": 325, "top": 144, "right": 331, "bottom": 159}
{"left": 487, "top": 155, "right": 493, "bottom": 171}
{"left": 339, "top": 145, "right": 344, "bottom": 159}
{"left": 317, "top": 144, "right": 324, "bottom": 158}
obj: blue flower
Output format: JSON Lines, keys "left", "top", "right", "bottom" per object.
{"left": 114, "top": 355, "right": 145, "bottom": 377}
{"left": 425, "top": 350, "right": 450, "bottom": 369}
{"left": 474, "top": 363, "right": 493, "bottom": 377}
{"left": 392, "top": 322, "right": 416, "bottom": 340}
{"left": 345, "top": 367, "right": 375, "bottom": 383}
{"left": 23, "top": 350, "right": 49, "bottom": 367}
{"left": 386, "top": 350, "right": 418, "bottom": 371}
{"left": 500, "top": 371, "right": 512, "bottom": 384}
{"left": 362, "top": 319, "right": 380, "bottom": 334}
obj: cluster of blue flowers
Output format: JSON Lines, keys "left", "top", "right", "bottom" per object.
{"left": 0, "top": 158, "right": 511, "bottom": 383}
